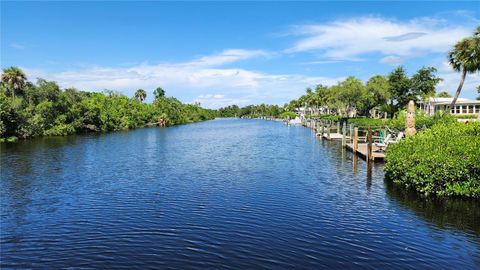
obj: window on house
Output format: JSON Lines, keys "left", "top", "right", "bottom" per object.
{"left": 468, "top": 105, "right": 474, "bottom": 114}
{"left": 449, "top": 105, "right": 455, "bottom": 114}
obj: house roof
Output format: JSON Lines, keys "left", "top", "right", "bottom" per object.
{"left": 427, "top": 97, "right": 480, "bottom": 105}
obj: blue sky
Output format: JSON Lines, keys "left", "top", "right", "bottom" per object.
{"left": 1, "top": 1, "right": 479, "bottom": 108}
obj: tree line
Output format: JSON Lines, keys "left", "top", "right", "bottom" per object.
{"left": 217, "top": 104, "right": 284, "bottom": 118}
{"left": 285, "top": 66, "right": 442, "bottom": 118}
{"left": 0, "top": 67, "right": 216, "bottom": 140}
{"left": 217, "top": 66, "right": 443, "bottom": 119}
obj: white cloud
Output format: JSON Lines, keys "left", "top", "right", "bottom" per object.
{"left": 379, "top": 55, "right": 406, "bottom": 65}
{"left": 10, "top": 43, "right": 25, "bottom": 49}
{"left": 23, "top": 49, "right": 343, "bottom": 109}
{"left": 286, "top": 16, "right": 473, "bottom": 62}
{"left": 186, "top": 49, "right": 271, "bottom": 67}
{"left": 193, "top": 96, "right": 250, "bottom": 108}
{"left": 20, "top": 13, "right": 476, "bottom": 109}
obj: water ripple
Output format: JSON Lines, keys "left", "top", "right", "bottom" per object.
{"left": 1, "top": 119, "right": 479, "bottom": 269}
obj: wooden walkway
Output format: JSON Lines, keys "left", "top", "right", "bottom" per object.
{"left": 346, "top": 143, "right": 385, "bottom": 161}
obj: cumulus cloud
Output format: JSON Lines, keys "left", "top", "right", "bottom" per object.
{"left": 286, "top": 16, "right": 473, "bottom": 62}
{"left": 193, "top": 95, "right": 250, "bottom": 108}
{"left": 24, "top": 49, "right": 343, "bottom": 108}
{"left": 20, "top": 13, "right": 477, "bottom": 108}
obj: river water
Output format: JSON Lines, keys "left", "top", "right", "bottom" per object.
{"left": 1, "top": 118, "right": 479, "bottom": 269}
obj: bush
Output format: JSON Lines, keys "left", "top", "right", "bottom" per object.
{"left": 454, "top": 114, "right": 479, "bottom": 119}
{"left": 389, "top": 110, "right": 456, "bottom": 131}
{"left": 280, "top": 111, "right": 297, "bottom": 119}
{"left": 315, "top": 115, "right": 344, "bottom": 121}
{"left": 6, "top": 136, "right": 18, "bottom": 142}
{"left": 385, "top": 122, "right": 480, "bottom": 198}
{"left": 44, "top": 123, "right": 76, "bottom": 136}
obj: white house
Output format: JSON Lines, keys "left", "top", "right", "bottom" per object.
{"left": 419, "top": 97, "right": 480, "bottom": 116}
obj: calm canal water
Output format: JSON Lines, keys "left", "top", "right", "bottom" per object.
{"left": 1, "top": 118, "right": 479, "bottom": 269}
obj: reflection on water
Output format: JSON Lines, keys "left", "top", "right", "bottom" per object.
{"left": 385, "top": 180, "right": 480, "bottom": 236}
{"left": 345, "top": 144, "right": 479, "bottom": 237}
{"left": 1, "top": 119, "right": 479, "bottom": 269}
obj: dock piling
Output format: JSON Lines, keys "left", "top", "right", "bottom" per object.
{"left": 349, "top": 124, "right": 353, "bottom": 143}
{"left": 367, "top": 127, "right": 373, "bottom": 161}
{"left": 353, "top": 127, "right": 358, "bottom": 152}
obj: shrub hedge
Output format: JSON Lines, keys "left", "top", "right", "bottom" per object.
{"left": 279, "top": 111, "right": 297, "bottom": 119}
{"left": 388, "top": 110, "right": 456, "bottom": 131}
{"left": 385, "top": 122, "right": 480, "bottom": 198}
{"left": 454, "top": 114, "right": 480, "bottom": 119}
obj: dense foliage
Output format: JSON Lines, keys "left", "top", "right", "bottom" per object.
{"left": 218, "top": 104, "right": 285, "bottom": 118}
{"left": 387, "top": 110, "right": 456, "bottom": 131}
{"left": 385, "top": 122, "right": 480, "bottom": 197}
{"left": 287, "top": 66, "right": 441, "bottom": 118}
{"left": 0, "top": 68, "right": 215, "bottom": 140}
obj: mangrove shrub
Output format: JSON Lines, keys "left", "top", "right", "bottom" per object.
{"left": 385, "top": 122, "right": 480, "bottom": 197}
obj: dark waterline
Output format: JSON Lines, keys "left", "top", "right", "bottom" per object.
{"left": 1, "top": 118, "right": 479, "bottom": 269}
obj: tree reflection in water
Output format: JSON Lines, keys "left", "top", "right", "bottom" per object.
{"left": 385, "top": 180, "right": 480, "bottom": 236}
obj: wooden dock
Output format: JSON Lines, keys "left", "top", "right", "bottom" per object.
{"left": 346, "top": 143, "right": 385, "bottom": 161}
{"left": 320, "top": 133, "right": 345, "bottom": 140}
{"left": 303, "top": 119, "right": 384, "bottom": 162}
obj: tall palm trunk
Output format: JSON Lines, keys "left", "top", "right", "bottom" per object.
{"left": 450, "top": 69, "right": 467, "bottom": 109}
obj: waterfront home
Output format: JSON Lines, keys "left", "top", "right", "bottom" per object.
{"left": 419, "top": 97, "right": 480, "bottom": 116}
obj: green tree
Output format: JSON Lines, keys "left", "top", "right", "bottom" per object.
{"left": 1, "top": 67, "right": 26, "bottom": 98}
{"left": 37, "top": 79, "right": 61, "bottom": 102}
{"left": 337, "top": 76, "right": 364, "bottom": 116}
{"left": 153, "top": 87, "right": 166, "bottom": 99}
{"left": 388, "top": 66, "right": 411, "bottom": 114}
{"left": 134, "top": 89, "right": 147, "bottom": 102}
{"left": 437, "top": 91, "right": 452, "bottom": 98}
{"left": 448, "top": 26, "right": 480, "bottom": 108}
{"left": 218, "top": 105, "right": 240, "bottom": 117}
{"left": 410, "top": 67, "right": 442, "bottom": 100}
{"left": 363, "top": 75, "right": 390, "bottom": 116}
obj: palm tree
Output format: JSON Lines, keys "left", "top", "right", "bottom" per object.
{"left": 448, "top": 26, "right": 480, "bottom": 108}
{"left": 134, "top": 88, "right": 147, "bottom": 102}
{"left": 1, "top": 66, "right": 26, "bottom": 98}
